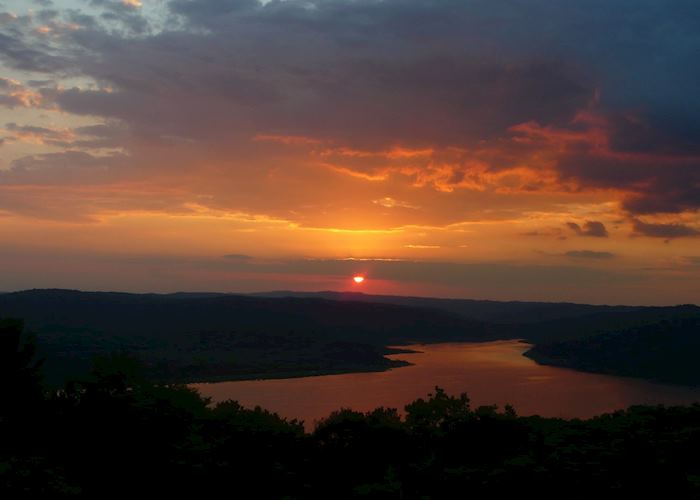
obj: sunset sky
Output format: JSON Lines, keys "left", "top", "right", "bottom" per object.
{"left": 1, "top": 0, "right": 699, "bottom": 304}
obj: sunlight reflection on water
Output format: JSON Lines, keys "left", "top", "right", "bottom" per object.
{"left": 192, "top": 340, "right": 700, "bottom": 430}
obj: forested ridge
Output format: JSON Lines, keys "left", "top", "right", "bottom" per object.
{"left": 2, "top": 289, "right": 700, "bottom": 387}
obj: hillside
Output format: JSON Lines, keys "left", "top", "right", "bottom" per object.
{"left": 257, "top": 291, "right": 700, "bottom": 384}
{"left": 525, "top": 316, "right": 700, "bottom": 386}
{"left": 2, "top": 289, "right": 699, "bottom": 386}
{"left": 253, "top": 290, "right": 644, "bottom": 324}
{"left": 0, "top": 289, "right": 492, "bottom": 385}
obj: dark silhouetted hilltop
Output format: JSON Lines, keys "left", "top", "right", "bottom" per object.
{"left": 526, "top": 315, "right": 700, "bottom": 385}
{"left": 252, "top": 290, "right": 645, "bottom": 324}
{"left": 2, "top": 289, "right": 699, "bottom": 386}
{"left": 0, "top": 289, "right": 491, "bottom": 385}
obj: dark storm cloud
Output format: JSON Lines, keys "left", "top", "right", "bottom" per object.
{"left": 169, "top": 0, "right": 259, "bottom": 22}
{"left": 623, "top": 177, "right": 700, "bottom": 216}
{"left": 3, "top": 0, "right": 597, "bottom": 150}
{"left": 0, "top": 20, "right": 66, "bottom": 73}
{"left": 4, "top": 1, "right": 694, "bottom": 148}
{"left": 87, "top": 0, "right": 149, "bottom": 34}
{"left": 0, "top": 93, "right": 23, "bottom": 107}
{"left": 49, "top": 37, "right": 590, "bottom": 149}
{"left": 4, "top": 151, "right": 128, "bottom": 185}
{"left": 631, "top": 219, "right": 700, "bottom": 239}
{"left": 557, "top": 108, "right": 700, "bottom": 215}
{"left": 606, "top": 112, "right": 700, "bottom": 156}
{"left": 566, "top": 221, "right": 608, "bottom": 238}
{"left": 1, "top": 0, "right": 699, "bottom": 220}
{"left": 557, "top": 152, "right": 700, "bottom": 215}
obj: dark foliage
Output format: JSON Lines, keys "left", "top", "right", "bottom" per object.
{"left": 2, "top": 323, "right": 700, "bottom": 498}
{"left": 2, "top": 289, "right": 699, "bottom": 387}
{"left": 0, "top": 289, "right": 490, "bottom": 386}
{"left": 527, "top": 316, "right": 700, "bottom": 385}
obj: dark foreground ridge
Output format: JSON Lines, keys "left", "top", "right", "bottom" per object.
{"left": 3, "top": 319, "right": 700, "bottom": 498}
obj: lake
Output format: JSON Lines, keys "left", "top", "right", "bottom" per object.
{"left": 192, "top": 340, "right": 700, "bottom": 429}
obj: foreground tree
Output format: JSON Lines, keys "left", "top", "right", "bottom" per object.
{"left": 3, "top": 327, "right": 700, "bottom": 498}
{"left": 0, "top": 318, "right": 44, "bottom": 420}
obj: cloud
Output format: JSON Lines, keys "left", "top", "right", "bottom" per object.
{"left": 520, "top": 227, "right": 566, "bottom": 240}
{"left": 4, "top": 122, "right": 72, "bottom": 144}
{"left": 372, "top": 197, "right": 419, "bottom": 210}
{"left": 513, "top": 115, "right": 700, "bottom": 216}
{"left": 0, "top": 0, "right": 697, "bottom": 235}
{"left": 223, "top": 253, "right": 253, "bottom": 261}
{"left": 2, "top": 151, "right": 128, "bottom": 187}
{"left": 623, "top": 175, "right": 700, "bottom": 215}
{"left": 565, "top": 250, "right": 615, "bottom": 260}
{"left": 631, "top": 219, "right": 700, "bottom": 239}
{"left": 169, "top": 0, "right": 259, "bottom": 23}
{"left": 0, "top": 22, "right": 66, "bottom": 73}
{"left": 0, "top": 78, "right": 42, "bottom": 108}
{"left": 566, "top": 221, "right": 609, "bottom": 237}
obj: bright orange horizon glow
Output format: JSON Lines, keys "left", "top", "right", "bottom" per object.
{"left": 353, "top": 276, "right": 365, "bottom": 284}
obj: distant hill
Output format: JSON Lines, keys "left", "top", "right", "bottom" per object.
{"left": 526, "top": 316, "right": 700, "bottom": 386}
{"left": 252, "top": 290, "right": 645, "bottom": 324}
{"left": 0, "top": 289, "right": 492, "bottom": 385}
{"left": 2, "top": 289, "right": 699, "bottom": 386}
{"left": 510, "top": 304, "right": 700, "bottom": 343}
{"left": 0, "top": 289, "right": 492, "bottom": 343}
{"left": 256, "top": 290, "right": 700, "bottom": 385}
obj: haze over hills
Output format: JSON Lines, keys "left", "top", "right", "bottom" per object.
{"left": 1, "top": 289, "right": 699, "bottom": 386}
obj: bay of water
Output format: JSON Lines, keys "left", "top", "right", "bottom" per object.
{"left": 192, "top": 340, "right": 700, "bottom": 429}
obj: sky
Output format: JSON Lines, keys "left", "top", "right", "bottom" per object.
{"left": 0, "top": 0, "right": 699, "bottom": 305}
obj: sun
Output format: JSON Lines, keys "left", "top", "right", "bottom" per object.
{"left": 353, "top": 275, "right": 365, "bottom": 284}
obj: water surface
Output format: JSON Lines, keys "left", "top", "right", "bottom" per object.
{"left": 192, "top": 341, "right": 700, "bottom": 429}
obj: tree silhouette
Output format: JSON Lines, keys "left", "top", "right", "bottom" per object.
{"left": 3, "top": 324, "right": 700, "bottom": 497}
{"left": 404, "top": 386, "right": 472, "bottom": 432}
{"left": 0, "top": 318, "right": 44, "bottom": 421}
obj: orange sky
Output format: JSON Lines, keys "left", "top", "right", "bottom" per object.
{"left": 0, "top": 0, "right": 699, "bottom": 304}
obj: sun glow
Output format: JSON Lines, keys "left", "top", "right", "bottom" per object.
{"left": 353, "top": 275, "right": 365, "bottom": 284}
